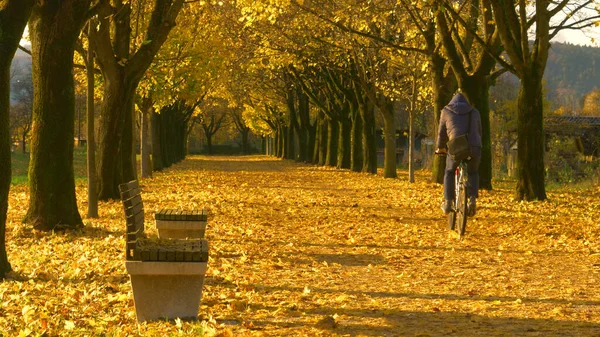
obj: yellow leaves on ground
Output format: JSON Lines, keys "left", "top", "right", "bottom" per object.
{"left": 2, "top": 155, "right": 600, "bottom": 336}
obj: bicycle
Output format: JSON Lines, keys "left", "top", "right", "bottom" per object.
{"left": 448, "top": 158, "right": 469, "bottom": 238}
{"left": 435, "top": 151, "right": 470, "bottom": 238}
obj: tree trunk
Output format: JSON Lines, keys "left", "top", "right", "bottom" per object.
{"left": 120, "top": 96, "right": 136, "bottom": 182}
{"left": 318, "top": 114, "right": 328, "bottom": 166}
{"left": 97, "top": 76, "right": 136, "bottom": 200}
{"left": 381, "top": 98, "right": 397, "bottom": 178}
{"left": 0, "top": 0, "right": 33, "bottom": 277}
{"left": 274, "top": 128, "right": 281, "bottom": 157}
{"left": 409, "top": 109, "right": 415, "bottom": 183}
{"left": 206, "top": 134, "right": 213, "bottom": 155}
{"left": 313, "top": 112, "right": 323, "bottom": 164}
{"left": 0, "top": 50, "right": 12, "bottom": 271}
{"left": 307, "top": 123, "right": 316, "bottom": 163}
{"left": 286, "top": 121, "right": 295, "bottom": 160}
{"left": 337, "top": 117, "right": 351, "bottom": 169}
{"left": 140, "top": 97, "right": 152, "bottom": 178}
{"left": 92, "top": 0, "right": 184, "bottom": 199}
{"left": 430, "top": 54, "right": 456, "bottom": 183}
{"left": 297, "top": 90, "right": 310, "bottom": 162}
{"left": 241, "top": 129, "right": 249, "bottom": 154}
{"left": 462, "top": 76, "right": 493, "bottom": 190}
{"left": 25, "top": 0, "right": 90, "bottom": 230}
{"left": 151, "top": 111, "right": 164, "bottom": 171}
{"left": 409, "top": 74, "right": 417, "bottom": 183}
{"left": 326, "top": 118, "right": 339, "bottom": 167}
{"left": 177, "top": 122, "right": 187, "bottom": 161}
{"left": 351, "top": 102, "right": 364, "bottom": 172}
{"left": 360, "top": 99, "right": 377, "bottom": 174}
{"left": 265, "top": 137, "right": 270, "bottom": 156}
{"left": 281, "top": 125, "right": 288, "bottom": 159}
{"left": 516, "top": 75, "right": 547, "bottom": 200}
{"left": 86, "top": 22, "right": 98, "bottom": 218}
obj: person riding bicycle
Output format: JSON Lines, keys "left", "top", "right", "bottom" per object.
{"left": 435, "top": 92, "right": 482, "bottom": 216}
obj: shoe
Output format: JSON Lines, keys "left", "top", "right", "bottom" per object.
{"left": 468, "top": 197, "right": 476, "bottom": 216}
{"left": 441, "top": 200, "right": 453, "bottom": 214}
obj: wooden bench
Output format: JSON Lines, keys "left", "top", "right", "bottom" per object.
{"left": 119, "top": 180, "right": 209, "bottom": 261}
{"left": 118, "top": 180, "right": 209, "bottom": 322}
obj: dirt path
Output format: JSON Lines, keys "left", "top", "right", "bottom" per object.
{"left": 143, "top": 156, "right": 600, "bottom": 336}
{"left": 3, "top": 155, "right": 600, "bottom": 336}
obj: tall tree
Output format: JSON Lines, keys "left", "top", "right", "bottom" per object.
{"left": 92, "top": 0, "right": 184, "bottom": 200}
{"left": 231, "top": 107, "right": 252, "bottom": 154}
{"left": 199, "top": 100, "right": 227, "bottom": 155}
{"left": 25, "top": 0, "right": 92, "bottom": 230}
{"left": 398, "top": 0, "right": 457, "bottom": 184}
{"left": 436, "top": 0, "right": 504, "bottom": 190}
{"left": 86, "top": 22, "right": 99, "bottom": 218}
{"left": 0, "top": 0, "right": 34, "bottom": 278}
{"left": 488, "top": 0, "right": 599, "bottom": 200}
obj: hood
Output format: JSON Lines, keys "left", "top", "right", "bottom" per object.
{"left": 443, "top": 93, "right": 473, "bottom": 115}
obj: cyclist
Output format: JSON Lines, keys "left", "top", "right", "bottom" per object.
{"left": 435, "top": 92, "right": 482, "bottom": 216}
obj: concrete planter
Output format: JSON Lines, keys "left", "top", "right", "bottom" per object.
{"left": 126, "top": 261, "right": 208, "bottom": 322}
{"left": 156, "top": 220, "right": 207, "bottom": 239}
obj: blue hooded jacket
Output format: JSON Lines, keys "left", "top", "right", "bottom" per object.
{"left": 436, "top": 93, "right": 482, "bottom": 150}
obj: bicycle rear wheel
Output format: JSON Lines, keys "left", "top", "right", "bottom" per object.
{"left": 448, "top": 211, "right": 456, "bottom": 230}
{"left": 456, "top": 168, "right": 468, "bottom": 237}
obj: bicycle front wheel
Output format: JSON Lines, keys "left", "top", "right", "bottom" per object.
{"left": 456, "top": 177, "right": 468, "bottom": 237}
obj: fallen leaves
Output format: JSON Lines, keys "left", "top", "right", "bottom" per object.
{"left": 1, "top": 156, "right": 600, "bottom": 336}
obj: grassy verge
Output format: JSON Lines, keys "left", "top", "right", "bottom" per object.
{"left": 11, "top": 147, "right": 89, "bottom": 185}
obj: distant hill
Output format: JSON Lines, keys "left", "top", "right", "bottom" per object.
{"left": 11, "top": 45, "right": 31, "bottom": 68}
{"left": 544, "top": 42, "right": 600, "bottom": 110}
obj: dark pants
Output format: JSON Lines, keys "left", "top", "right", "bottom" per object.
{"left": 444, "top": 147, "right": 481, "bottom": 201}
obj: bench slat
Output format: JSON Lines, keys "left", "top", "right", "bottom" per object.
{"left": 123, "top": 195, "right": 143, "bottom": 210}
{"left": 124, "top": 202, "right": 143, "bottom": 218}
{"left": 155, "top": 208, "right": 208, "bottom": 221}
{"left": 125, "top": 210, "right": 145, "bottom": 226}
{"left": 121, "top": 187, "right": 141, "bottom": 201}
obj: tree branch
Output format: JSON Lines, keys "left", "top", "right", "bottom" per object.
{"left": 448, "top": 0, "right": 518, "bottom": 74}
{"left": 292, "top": 0, "right": 426, "bottom": 54}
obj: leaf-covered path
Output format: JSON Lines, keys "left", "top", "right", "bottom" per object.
{"left": 3, "top": 156, "right": 600, "bottom": 336}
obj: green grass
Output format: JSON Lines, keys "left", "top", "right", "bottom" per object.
{"left": 10, "top": 147, "right": 89, "bottom": 185}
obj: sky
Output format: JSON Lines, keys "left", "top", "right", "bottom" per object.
{"left": 552, "top": 27, "right": 600, "bottom": 47}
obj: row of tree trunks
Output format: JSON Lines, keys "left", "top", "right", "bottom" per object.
{"left": 270, "top": 70, "right": 379, "bottom": 176}
{"left": 151, "top": 101, "right": 193, "bottom": 171}
{"left": 358, "top": 91, "right": 377, "bottom": 174}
